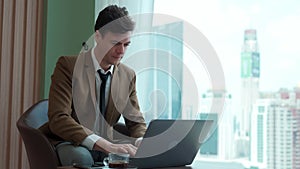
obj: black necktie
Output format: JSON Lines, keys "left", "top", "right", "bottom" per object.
{"left": 97, "top": 70, "right": 110, "bottom": 117}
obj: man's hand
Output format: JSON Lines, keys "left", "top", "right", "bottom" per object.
{"left": 93, "top": 137, "right": 137, "bottom": 156}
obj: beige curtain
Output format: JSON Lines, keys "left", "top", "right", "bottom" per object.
{"left": 0, "top": 0, "right": 44, "bottom": 168}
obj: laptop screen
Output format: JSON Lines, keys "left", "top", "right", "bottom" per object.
{"left": 130, "top": 119, "right": 214, "bottom": 168}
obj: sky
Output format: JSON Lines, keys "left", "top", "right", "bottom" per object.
{"left": 154, "top": 0, "right": 300, "bottom": 96}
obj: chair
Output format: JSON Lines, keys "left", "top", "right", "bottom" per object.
{"left": 17, "top": 99, "right": 60, "bottom": 169}
{"left": 17, "top": 99, "right": 131, "bottom": 169}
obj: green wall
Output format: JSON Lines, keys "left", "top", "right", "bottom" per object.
{"left": 43, "top": 0, "right": 95, "bottom": 98}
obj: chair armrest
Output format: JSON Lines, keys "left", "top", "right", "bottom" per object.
{"left": 17, "top": 121, "right": 60, "bottom": 169}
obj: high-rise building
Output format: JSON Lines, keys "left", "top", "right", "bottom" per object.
{"left": 250, "top": 98, "right": 274, "bottom": 169}
{"left": 292, "top": 87, "right": 300, "bottom": 168}
{"left": 198, "top": 89, "right": 234, "bottom": 160}
{"left": 128, "top": 21, "right": 184, "bottom": 122}
{"left": 240, "top": 29, "right": 260, "bottom": 135}
{"left": 266, "top": 88, "right": 300, "bottom": 169}
{"left": 251, "top": 88, "right": 300, "bottom": 169}
{"left": 237, "top": 29, "right": 260, "bottom": 158}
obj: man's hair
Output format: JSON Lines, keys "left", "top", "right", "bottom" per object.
{"left": 94, "top": 5, "right": 135, "bottom": 35}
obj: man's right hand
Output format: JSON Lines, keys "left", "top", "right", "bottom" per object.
{"left": 93, "top": 137, "right": 137, "bottom": 157}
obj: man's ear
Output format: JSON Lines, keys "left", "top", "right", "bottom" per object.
{"left": 94, "top": 30, "right": 103, "bottom": 43}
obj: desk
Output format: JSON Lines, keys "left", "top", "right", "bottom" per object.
{"left": 57, "top": 160, "right": 246, "bottom": 169}
{"left": 57, "top": 160, "right": 202, "bottom": 169}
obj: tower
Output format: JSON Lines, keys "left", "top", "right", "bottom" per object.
{"left": 238, "top": 29, "right": 260, "bottom": 158}
{"left": 240, "top": 29, "right": 260, "bottom": 135}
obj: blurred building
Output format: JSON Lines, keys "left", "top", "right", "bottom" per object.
{"left": 198, "top": 89, "right": 234, "bottom": 160}
{"left": 238, "top": 29, "right": 260, "bottom": 158}
{"left": 250, "top": 88, "right": 300, "bottom": 169}
{"left": 267, "top": 88, "right": 300, "bottom": 169}
{"left": 126, "top": 21, "right": 184, "bottom": 122}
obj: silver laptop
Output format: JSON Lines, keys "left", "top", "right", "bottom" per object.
{"left": 129, "top": 119, "right": 214, "bottom": 168}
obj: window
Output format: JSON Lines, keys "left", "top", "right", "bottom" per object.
{"left": 153, "top": 0, "right": 300, "bottom": 168}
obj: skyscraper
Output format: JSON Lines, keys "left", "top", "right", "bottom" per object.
{"left": 240, "top": 29, "right": 260, "bottom": 136}
{"left": 250, "top": 88, "right": 300, "bottom": 169}
{"left": 199, "top": 90, "right": 234, "bottom": 160}
{"left": 237, "top": 29, "right": 260, "bottom": 158}
{"left": 250, "top": 98, "right": 272, "bottom": 169}
{"left": 129, "top": 21, "right": 184, "bottom": 122}
{"left": 266, "top": 88, "right": 300, "bottom": 169}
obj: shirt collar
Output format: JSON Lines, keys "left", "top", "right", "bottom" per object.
{"left": 91, "top": 47, "right": 114, "bottom": 74}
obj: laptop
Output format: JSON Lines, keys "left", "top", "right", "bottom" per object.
{"left": 129, "top": 119, "right": 214, "bottom": 168}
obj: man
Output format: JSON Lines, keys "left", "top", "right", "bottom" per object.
{"left": 40, "top": 5, "right": 146, "bottom": 166}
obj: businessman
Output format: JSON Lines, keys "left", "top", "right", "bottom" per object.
{"left": 40, "top": 5, "right": 147, "bottom": 166}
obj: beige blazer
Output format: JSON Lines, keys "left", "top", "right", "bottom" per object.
{"left": 40, "top": 51, "right": 146, "bottom": 146}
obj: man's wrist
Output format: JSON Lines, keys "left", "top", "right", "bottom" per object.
{"left": 81, "top": 134, "right": 101, "bottom": 150}
{"left": 94, "top": 137, "right": 113, "bottom": 153}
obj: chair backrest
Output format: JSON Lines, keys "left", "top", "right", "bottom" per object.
{"left": 17, "top": 99, "right": 60, "bottom": 169}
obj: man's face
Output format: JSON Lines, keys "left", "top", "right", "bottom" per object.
{"left": 95, "top": 30, "right": 131, "bottom": 68}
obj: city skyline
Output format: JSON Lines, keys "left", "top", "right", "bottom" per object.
{"left": 153, "top": 1, "right": 300, "bottom": 168}
{"left": 154, "top": 0, "right": 300, "bottom": 95}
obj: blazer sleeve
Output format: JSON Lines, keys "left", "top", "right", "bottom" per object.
{"left": 48, "top": 56, "right": 92, "bottom": 145}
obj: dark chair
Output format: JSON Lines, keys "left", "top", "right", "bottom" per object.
{"left": 17, "top": 99, "right": 60, "bottom": 169}
{"left": 17, "top": 99, "right": 131, "bottom": 169}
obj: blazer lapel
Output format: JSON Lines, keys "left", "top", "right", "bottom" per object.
{"left": 84, "top": 51, "right": 97, "bottom": 108}
{"left": 73, "top": 50, "right": 98, "bottom": 131}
